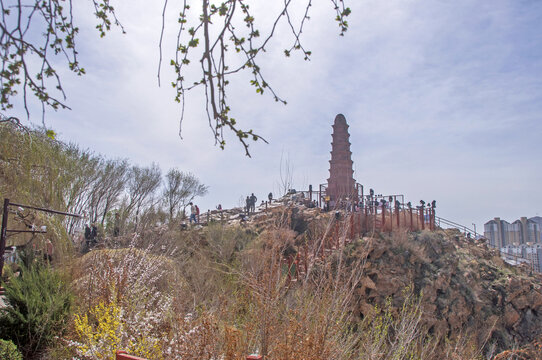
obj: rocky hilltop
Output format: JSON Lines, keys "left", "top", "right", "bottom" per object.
{"left": 223, "top": 202, "right": 542, "bottom": 355}
{"left": 102, "top": 199, "right": 542, "bottom": 357}
{"left": 348, "top": 230, "right": 542, "bottom": 350}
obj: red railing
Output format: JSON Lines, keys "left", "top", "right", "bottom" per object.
{"left": 116, "top": 351, "right": 147, "bottom": 360}
{"left": 116, "top": 351, "right": 262, "bottom": 360}
{"left": 280, "top": 205, "right": 437, "bottom": 282}
{"left": 332, "top": 205, "right": 436, "bottom": 234}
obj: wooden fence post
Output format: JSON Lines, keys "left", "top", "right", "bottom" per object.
{"left": 364, "top": 206, "right": 368, "bottom": 233}
{"left": 381, "top": 206, "right": 386, "bottom": 232}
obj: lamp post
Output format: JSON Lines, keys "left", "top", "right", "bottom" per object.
{"left": 1, "top": 199, "right": 81, "bottom": 276}
{"left": 0, "top": 199, "right": 9, "bottom": 277}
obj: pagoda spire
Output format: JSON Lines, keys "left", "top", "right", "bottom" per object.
{"left": 327, "top": 114, "right": 357, "bottom": 203}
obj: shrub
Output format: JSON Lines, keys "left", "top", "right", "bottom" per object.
{"left": 206, "top": 223, "right": 254, "bottom": 263}
{"left": 72, "top": 298, "right": 163, "bottom": 360}
{"left": 0, "top": 339, "right": 23, "bottom": 360}
{"left": 357, "top": 295, "right": 423, "bottom": 359}
{"left": 0, "top": 262, "right": 73, "bottom": 358}
{"left": 69, "top": 246, "right": 179, "bottom": 359}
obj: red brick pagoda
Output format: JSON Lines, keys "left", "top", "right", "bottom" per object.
{"left": 326, "top": 114, "right": 357, "bottom": 204}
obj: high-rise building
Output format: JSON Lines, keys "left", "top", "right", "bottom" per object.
{"left": 484, "top": 217, "right": 541, "bottom": 246}
{"left": 530, "top": 216, "right": 542, "bottom": 242}
{"left": 484, "top": 218, "right": 510, "bottom": 248}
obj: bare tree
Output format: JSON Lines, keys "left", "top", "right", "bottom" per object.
{"left": 277, "top": 150, "right": 294, "bottom": 197}
{"left": 97, "top": 159, "right": 129, "bottom": 226}
{"left": 163, "top": 168, "right": 208, "bottom": 224}
{"left": 125, "top": 163, "right": 162, "bottom": 232}
{"left": 87, "top": 158, "right": 129, "bottom": 225}
{"left": 63, "top": 147, "right": 101, "bottom": 234}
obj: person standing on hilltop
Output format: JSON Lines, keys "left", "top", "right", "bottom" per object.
{"left": 189, "top": 202, "right": 197, "bottom": 224}
{"left": 250, "top": 193, "right": 257, "bottom": 213}
{"left": 217, "top": 204, "right": 224, "bottom": 221}
{"left": 44, "top": 239, "right": 53, "bottom": 263}
{"left": 195, "top": 204, "right": 200, "bottom": 224}
{"left": 268, "top": 192, "right": 273, "bottom": 204}
{"left": 90, "top": 223, "right": 98, "bottom": 245}
{"left": 84, "top": 224, "right": 91, "bottom": 244}
{"left": 246, "top": 196, "right": 251, "bottom": 215}
{"left": 83, "top": 224, "right": 92, "bottom": 253}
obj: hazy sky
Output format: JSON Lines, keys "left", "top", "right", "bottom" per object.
{"left": 11, "top": 0, "right": 542, "bottom": 231}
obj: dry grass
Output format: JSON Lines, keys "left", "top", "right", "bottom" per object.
{"left": 57, "top": 219, "right": 514, "bottom": 359}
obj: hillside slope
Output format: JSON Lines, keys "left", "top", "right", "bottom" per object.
{"left": 344, "top": 229, "right": 542, "bottom": 351}
{"left": 243, "top": 204, "right": 542, "bottom": 354}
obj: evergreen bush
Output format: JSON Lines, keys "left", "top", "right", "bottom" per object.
{"left": 0, "top": 261, "right": 73, "bottom": 358}
{"left": 0, "top": 339, "right": 23, "bottom": 360}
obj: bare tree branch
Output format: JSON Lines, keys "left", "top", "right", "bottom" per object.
{"left": 0, "top": 0, "right": 123, "bottom": 121}
{"left": 161, "top": 0, "right": 351, "bottom": 156}
{"left": 1, "top": 0, "right": 351, "bottom": 156}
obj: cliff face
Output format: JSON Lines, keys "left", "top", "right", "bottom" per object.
{"left": 339, "top": 228, "right": 542, "bottom": 351}
{"left": 248, "top": 204, "right": 542, "bottom": 353}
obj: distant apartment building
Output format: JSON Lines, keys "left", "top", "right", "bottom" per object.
{"left": 484, "top": 218, "right": 509, "bottom": 248}
{"left": 500, "top": 244, "right": 542, "bottom": 273}
{"left": 531, "top": 216, "right": 542, "bottom": 232}
{"left": 484, "top": 217, "right": 541, "bottom": 247}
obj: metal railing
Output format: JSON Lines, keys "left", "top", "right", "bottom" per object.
{"left": 435, "top": 216, "right": 477, "bottom": 237}
{"left": 435, "top": 215, "right": 540, "bottom": 273}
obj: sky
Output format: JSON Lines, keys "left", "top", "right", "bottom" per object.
{"left": 9, "top": 0, "right": 542, "bottom": 232}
